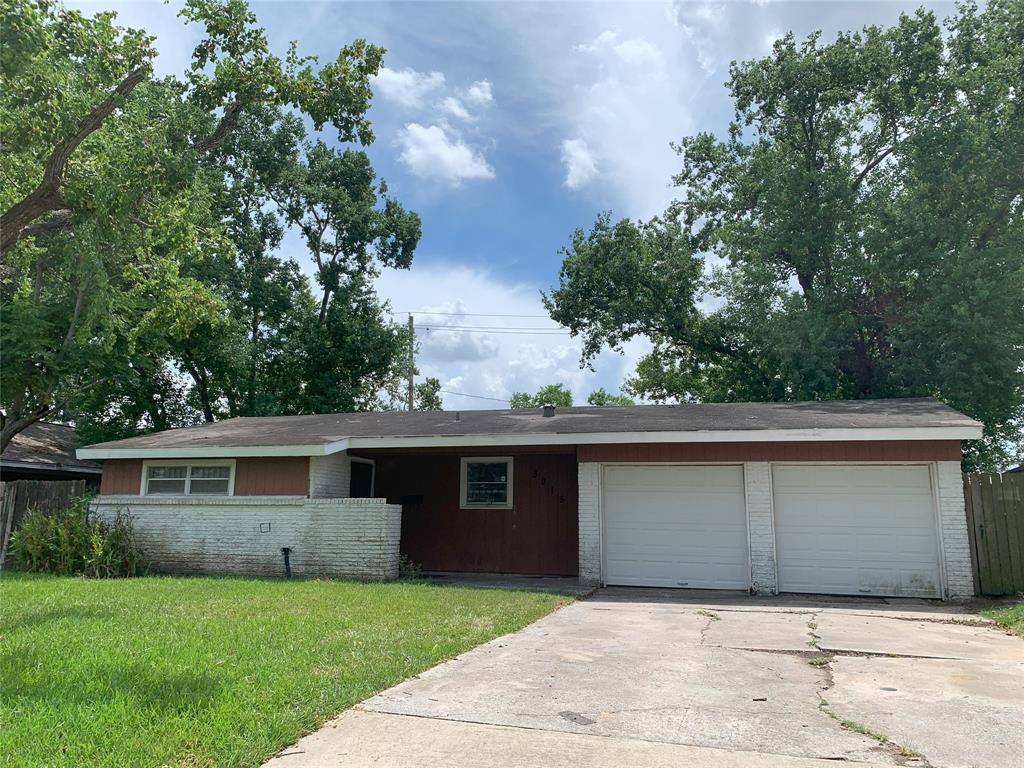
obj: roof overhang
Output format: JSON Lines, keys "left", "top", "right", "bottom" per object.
{"left": 0, "top": 459, "right": 102, "bottom": 474}
{"left": 76, "top": 425, "right": 982, "bottom": 460}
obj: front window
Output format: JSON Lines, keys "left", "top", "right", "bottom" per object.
{"left": 144, "top": 463, "right": 233, "bottom": 496}
{"left": 460, "top": 457, "right": 513, "bottom": 508}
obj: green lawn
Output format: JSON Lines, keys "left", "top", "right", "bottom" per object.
{"left": 980, "top": 601, "right": 1024, "bottom": 637}
{"left": 0, "top": 574, "right": 569, "bottom": 768}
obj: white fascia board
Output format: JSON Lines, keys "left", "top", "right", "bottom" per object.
{"left": 345, "top": 425, "right": 982, "bottom": 449}
{"left": 76, "top": 425, "right": 981, "bottom": 460}
{"left": 76, "top": 442, "right": 347, "bottom": 460}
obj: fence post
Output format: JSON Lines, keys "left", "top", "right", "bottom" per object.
{"left": 963, "top": 475, "right": 981, "bottom": 596}
{"left": 0, "top": 481, "right": 17, "bottom": 570}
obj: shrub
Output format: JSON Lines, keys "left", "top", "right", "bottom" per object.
{"left": 397, "top": 554, "right": 423, "bottom": 580}
{"left": 8, "top": 496, "right": 144, "bottom": 577}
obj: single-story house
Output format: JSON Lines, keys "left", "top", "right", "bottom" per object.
{"left": 2, "top": 421, "right": 102, "bottom": 487}
{"left": 77, "top": 398, "right": 982, "bottom": 599}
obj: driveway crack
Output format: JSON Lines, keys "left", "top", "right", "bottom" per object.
{"left": 811, "top": 654, "right": 932, "bottom": 767}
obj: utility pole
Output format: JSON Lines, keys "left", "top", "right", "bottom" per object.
{"left": 407, "top": 313, "right": 415, "bottom": 412}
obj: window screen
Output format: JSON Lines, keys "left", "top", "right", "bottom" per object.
{"left": 462, "top": 459, "right": 512, "bottom": 507}
{"left": 145, "top": 464, "right": 231, "bottom": 496}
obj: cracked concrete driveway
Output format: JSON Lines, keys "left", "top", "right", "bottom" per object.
{"left": 264, "top": 590, "right": 1024, "bottom": 768}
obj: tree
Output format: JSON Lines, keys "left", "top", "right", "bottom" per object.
{"left": 510, "top": 384, "right": 574, "bottom": 409}
{"left": 1, "top": 0, "right": 394, "bottom": 449}
{"left": 415, "top": 377, "right": 444, "bottom": 410}
{"left": 0, "top": 0, "right": 381, "bottom": 256}
{"left": 587, "top": 388, "right": 635, "bottom": 407}
{"left": 546, "top": 2, "right": 1024, "bottom": 469}
{"left": 284, "top": 142, "right": 420, "bottom": 325}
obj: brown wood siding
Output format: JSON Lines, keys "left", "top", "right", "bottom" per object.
{"left": 368, "top": 451, "right": 578, "bottom": 576}
{"left": 234, "top": 457, "right": 309, "bottom": 496}
{"left": 100, "top": 460, "right": 143, "bottom": 494}
{"left": 100, "top": 457, "right": 309, "bottom": 496}
{"left": 578, "top": 440, "right": 961, "bottom": 463}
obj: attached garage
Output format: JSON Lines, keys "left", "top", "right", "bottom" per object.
{"left": 603, "top": 465, "right": 748, "bottom": 589}
{"left": 772, "top": 465, "right": 942, "bottom": 598}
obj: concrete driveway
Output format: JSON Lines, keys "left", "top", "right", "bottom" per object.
{"left": 265, "top": 589, "right": 1024, "bottom": 768}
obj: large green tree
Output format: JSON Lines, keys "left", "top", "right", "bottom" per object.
{"left": 0, "top": 0, "right": 411, "bottom": 448}
{"left": 587, "top": 388, "right": 635, "bottom": 407}
{"left": 510, "top": 384, "right": 574, "bottom": 409}
{"left": 415, "top": 377, "right": 444, "bottom": 411}
{"left": 546, "top": 2, "right": 1024, "bottom": 469}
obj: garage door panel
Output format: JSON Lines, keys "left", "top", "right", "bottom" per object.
{"left": 604, "top": 465, "right": 749, "bottom": 589}
{"left": 773, "top": 465, "right": 941, "bottom": 598}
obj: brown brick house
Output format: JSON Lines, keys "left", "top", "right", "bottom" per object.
{"left": 79, "top": 398, "right": 981, "bottom": 598}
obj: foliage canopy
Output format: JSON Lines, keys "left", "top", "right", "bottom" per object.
{"left": 546, "top": 1, "right": 1024, "bottom": 469}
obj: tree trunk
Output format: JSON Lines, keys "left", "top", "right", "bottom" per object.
{"left": 183, "top": 360, "right": 215, "bottom": 423}
{"left": 196, "top": 370, "right": 215, "bottom": 423}
{"left": 318, "top": 288, "right": 332, "bottom": 325}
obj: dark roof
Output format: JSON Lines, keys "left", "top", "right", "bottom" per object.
{"left": 78, "top": 398, "right": 980, "bottom": 453}
{"left": 1, "top": 422, "right": 101, "bottom": 473}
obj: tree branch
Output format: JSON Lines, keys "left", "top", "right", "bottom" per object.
{"left": 0, "top": 405, "right": 51, "bottom": 454}
{"left": 20, "top": 209, "right": 75, "bottom": 240}
{"left": 852, "top": 144, "right": 896, "bottom": 191}
{"left": 193, "top": 100, "right": 244, "bottom": 154}
{"left": 0, "top": 67, "right": 149, "bottom": 255}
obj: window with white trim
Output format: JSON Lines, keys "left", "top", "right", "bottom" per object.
{"left": 143, "top": 462, "right": 234, "bottom": 496}
{"left": 460, "top": 457, "right": 513, "bottom": 509}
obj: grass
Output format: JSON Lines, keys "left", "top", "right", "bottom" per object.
{"left": 836, "top": 718, "right": 923, "bottom": 759}
{"left": 979, "top": 601, "right": 1024, "bottom": 637}
{"left": 696, "top": 609, "right": 720, "bottom": 621}
{"left": 0, "top": 573, "right": 570, "bottom": 768}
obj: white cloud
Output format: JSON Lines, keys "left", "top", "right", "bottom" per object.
{"left": 376, "top": 266, "right": 651, "bottom": 410}
{"left": 465, "top": 79, "right": 494, "bottom": 105}
{"left": 558, "top": 22, "right": 696, "bottom": 217}
{"left": 372, "top": 66, "right": 446, "bottom": 108}
{"left": 398, "top": 123, "right": 495, "bottom": 184}
{"left": 575, "top": 30, "right": 662, "bottom": 65}
{"left": 440, "top": 96, "right": 472, "bottom": 121}
{"left": 560, "top": 138, "right": 599, "bottom": 189}
{"left": 668, "top": 2, "right": 731, "bottom": 75}
{"left": 763, "top": 28, "right": 784, "bottom": 51}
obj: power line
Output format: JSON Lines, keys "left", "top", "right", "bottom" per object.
{"left": 440, "top": 389, "right": 511, "bottom": 403}
{"left": 393, "top": 310, "right": 550, "bottom": 319}
{"left": 417, "top": 326, "right": 572, "bottom": 336}
{"left": 417, "top": 324, "right": 567, "bottom": 332}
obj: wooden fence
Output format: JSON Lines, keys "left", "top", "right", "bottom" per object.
{"left": 0, "top": 479, "right": 93, "bottom": 568}
{"left": 964, "top": 472, "right": 1024, "bottom": 596}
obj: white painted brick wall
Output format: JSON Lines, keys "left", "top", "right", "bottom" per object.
{"left": 92, "top": 496, "right": 401, "bottom": 580}
{"left": 578, "top": 462, "right": 602, "bottom": 586}
{"left": 935, "top": 460, "right": 975, "bottom": 599}
{"left": 309, "top": 453, "right": 351, "bottom": 498}
{"left": 743, "top": 462, "right": 777, "bottom": 594}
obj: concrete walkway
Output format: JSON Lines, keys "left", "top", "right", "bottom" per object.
{"left": 264, "top": 589, "right": 1024, "bottom": 768}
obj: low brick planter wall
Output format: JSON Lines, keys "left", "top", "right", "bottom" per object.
{"left": 92, "top": 496, "right": 402, "bottom": 580}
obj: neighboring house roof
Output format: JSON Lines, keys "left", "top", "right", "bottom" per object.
{"left": 2, "top": 422, "right": 102, "bottom": 474}
{"left": 77, "top": 398, "right": 983, "bottom": 459}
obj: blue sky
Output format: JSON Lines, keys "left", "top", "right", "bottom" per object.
{"left": 77, "top": 0, "right": 956, "bottom": 408}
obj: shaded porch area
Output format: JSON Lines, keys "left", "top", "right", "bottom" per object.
{"left": 351, "top": 448, "right": 579, "bottom": 577}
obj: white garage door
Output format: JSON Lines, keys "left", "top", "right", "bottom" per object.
{"left": 603, "top": 465, "right": 749, "bottom": 589}
{"left": 773, "top": 465, "right": 941, "bottom": 598}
